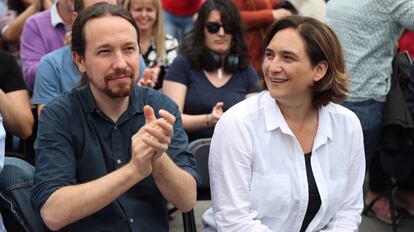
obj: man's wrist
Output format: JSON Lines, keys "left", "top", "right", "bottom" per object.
{"left": 152, "top": 153, "right": 166, "bottom": 168}
{"left": 123, "top": 162, "right": 147, "bottom": 182}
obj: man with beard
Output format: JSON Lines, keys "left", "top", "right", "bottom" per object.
{"left": 31, "top": 0, "right": 148, "bottom": 117}
{"left": 31, "top": 3, "right": 198, "bottom": 231}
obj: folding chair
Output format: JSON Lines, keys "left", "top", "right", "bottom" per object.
{"left": 188, "top": 138, "right": 212, "bottom": 201}
{"left": 182, "top": 138, "right": 212, "bottom": 232}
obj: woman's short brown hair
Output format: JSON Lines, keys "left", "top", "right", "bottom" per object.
{"left": 262, "top": 15, "right": 349, "bottom": 109}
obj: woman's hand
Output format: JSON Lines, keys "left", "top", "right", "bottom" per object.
{"left": 206, "top": 102, "right": 223, "bottom": 127}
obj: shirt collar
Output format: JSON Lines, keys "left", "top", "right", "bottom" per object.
{"left": 79, "top": 84, "right": 144, "bottom": 115}
{"left": 263, "top": 91, "right": 293, "bottom": 135}
{"left": 50, "top": 2, "right": 65, "bottom": 28}
{"left": 314, "top": 104, "right": 334, "bottom": 148}
{"left": 262, "top": 91, "right": 333, "bottom": 142}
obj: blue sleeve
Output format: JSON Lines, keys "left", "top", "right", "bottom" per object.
{"left": 32, "top": 98, "right": 77, "bottom": 211}
{"left": 245, "top": 65, "right": 262, "bottom": 94}
{"left": 32, "top": 55, "right": 62, "bottom": 105}
{"left": 164, "top": 54, "right": 191, "bottom": 86}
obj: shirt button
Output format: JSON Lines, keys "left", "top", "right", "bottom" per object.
{"left": 129, "top": 218, "right": 134, "bottom": 224}
{"left": 117, "top": 159, "right": 122, "bottom": 164}
{"left": 114, "top": 126, "right": 118, "bottom": 130}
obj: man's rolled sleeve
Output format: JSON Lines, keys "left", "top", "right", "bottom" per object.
{"left": 31, "top": 98, "right": 77, "bottom": 211}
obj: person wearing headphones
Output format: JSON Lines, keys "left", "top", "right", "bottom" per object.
{"left": 162, "top": 0, "right": 261, "bottom": 142}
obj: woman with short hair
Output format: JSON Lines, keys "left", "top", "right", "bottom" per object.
{"left": 204, "top": 15, "right": 365, "bottom": 231}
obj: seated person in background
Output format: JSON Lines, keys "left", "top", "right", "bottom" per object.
{"left": 0, "top": 49, "right": 33, "bottom": 140}
{"left": 32, "top": 3, "right": 198, "bottom": 231}
{"left": 163, "top": 0, "right": 261, "bottom": 142}
{"left": 0, "top": 0, "right": 51, "bottom": 55}
{"left": 20, "top": 0, "right": 74, "bottom": 92}
{"left": 125, "top": 0, "right": 179, "bottom": 89}
{"left": 32, "top": 0, "right": 146, "bottom": 116}
{"left": 0, "top": 49, "right": 34, "bottom": 232}
{"left": 204, "top": 16, "right": 365, "bottom": 231}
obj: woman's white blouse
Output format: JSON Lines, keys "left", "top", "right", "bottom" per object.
{"left": 208, "top": 91, "right": 365, "bottom": 232}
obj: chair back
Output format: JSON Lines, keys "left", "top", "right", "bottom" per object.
{"left": 181, "top": 138, "right": 212, "bottom": 232}
{"left": 188, "top": 138, "right": 211, "bottom": 201}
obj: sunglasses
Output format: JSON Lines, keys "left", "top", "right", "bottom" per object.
{"left": 206, "top": 22, "right": 232, "bottom": 34}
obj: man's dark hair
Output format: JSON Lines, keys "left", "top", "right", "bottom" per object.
{"left": 181, "top": 0, "right": 249, "bottom": 71}
{"left": 71, "top": 2, "right": 140, "bottom": 57}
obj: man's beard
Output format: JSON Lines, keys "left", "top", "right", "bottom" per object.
{"left": 90, "top": 69, "right": 137, "bottom": 98}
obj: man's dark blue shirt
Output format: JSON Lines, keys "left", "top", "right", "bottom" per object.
{"left": 32, "top": 84, "right": 199, "bottom": 231}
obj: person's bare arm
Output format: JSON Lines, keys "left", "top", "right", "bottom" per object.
{"left": 40, "top": 111, "right": 157, "bottom": 231}
{"left": 142, "top": 107, "right": 196, "bottom": 212}
{"left": 40, "top": 159, "right": 152, "bottom": 231}
{"left": 39, "top": 104, "right": 196, "bottom": 230}
{"left": 2, "top": 4, "right": 39, "bottom": 42}
{"left": 163, "top": 80, "right": 222, "bottom": 131}
{"left": 0, "top": 89, "right": 33, "bottom": 139}
{"left": 152, "top": 153, "right": 197, "bottom": 212}
{"left": 2, "top": 0, "right": 51, "bottom": 42}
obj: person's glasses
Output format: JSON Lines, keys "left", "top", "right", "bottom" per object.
{"left": 206, "top": 22, "right": 232, "bottom": 34}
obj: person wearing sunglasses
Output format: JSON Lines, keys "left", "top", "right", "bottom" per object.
{"left": 163, "top": 0, "right": 261, "bottom": 142}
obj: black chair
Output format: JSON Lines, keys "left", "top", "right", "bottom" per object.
{"left": 182, "top": 209, "right": 197, "bottom": 232}
{"left": 189, "top": 138, "right": 212, "bottom": 201}
{"left": 181, "top": 138, "right": 212, "bottom": 232}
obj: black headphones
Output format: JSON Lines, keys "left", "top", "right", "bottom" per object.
{"left": 202, "top": 50, "right": 239, "bottom": 73}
